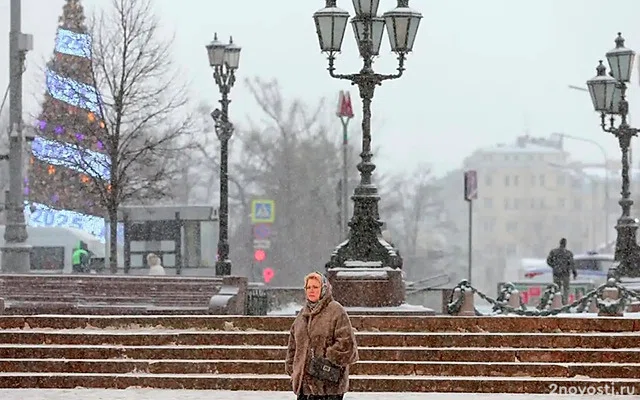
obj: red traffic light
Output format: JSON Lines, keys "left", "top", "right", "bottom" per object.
{"left": 263, "top": 267, "right": 275, "bottom": 283}
{"left": 254, "top": 249, "right": 266, "bottom": 262}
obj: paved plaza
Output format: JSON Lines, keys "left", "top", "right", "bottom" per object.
{"left": 0, "top": 390, "right": 635, "bottom": 399}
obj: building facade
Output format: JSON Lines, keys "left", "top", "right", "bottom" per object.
{"left": 442, "top": 134, "right": 620, "bottom": 262}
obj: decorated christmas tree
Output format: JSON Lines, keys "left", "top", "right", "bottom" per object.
{"left": 27, "top": 0, "right": 110, "bottom": 236}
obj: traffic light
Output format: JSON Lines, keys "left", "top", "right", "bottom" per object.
{"left": 263, "top": 267, "right": 275, "bottom": 283}
{"left": 254, "top": 249, "right": 266, "bottom": 262}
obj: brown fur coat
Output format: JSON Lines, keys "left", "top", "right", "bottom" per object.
{"left": 285, "top": 287, "right": 358, "bottom": 395}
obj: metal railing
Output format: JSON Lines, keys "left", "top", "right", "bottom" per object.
{"left": 405, "top": 272, "right": 451, "bottom": 295}
{"left": 245, "top": 287, "right": 268, "bottom": 316}
{"left": 447, "top": 278, "right": 640, "bottom": 316}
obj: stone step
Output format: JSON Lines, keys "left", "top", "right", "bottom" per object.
{"left": 2, "top": 315, "right": 639, "bottom": 332}
{"left": 1, "top": 344, "right": 639, "bottom": 363}
{"left": 2, "top": 293, "right": 214, "bottom": 300}
{"left": 0, "top": 359, "right": 638, "bottom": 379}
{"left": 1, "top": 305, "right": 212, "bottom": 316}
{"left": 1, "top": 330, "right": 639, "bottom": 348}
{"left": 0, "top": 372, "right": 638, "bottom": 393}
{"left": 0, "top": 275, "right": 224, "bottom": 284}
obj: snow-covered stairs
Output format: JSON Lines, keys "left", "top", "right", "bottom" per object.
{"left": 0, "top": 315, "right": 638, "bottom": 393}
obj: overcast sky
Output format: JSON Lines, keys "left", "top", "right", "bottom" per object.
{"left": 3, "top": 0, "right": 640, "bottom": 177}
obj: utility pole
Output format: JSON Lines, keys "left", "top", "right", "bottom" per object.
{"left": 2, "top": 0, "right": 33, "bottom": 273}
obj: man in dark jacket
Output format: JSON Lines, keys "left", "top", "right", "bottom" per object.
{"left": 546, "top": 238, "right": 577, "bottom": 305}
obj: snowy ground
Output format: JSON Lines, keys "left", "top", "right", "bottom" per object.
{"left": 0, "top": 390, "right": 635, "bottom": 399}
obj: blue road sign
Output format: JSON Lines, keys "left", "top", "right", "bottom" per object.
{"left": 253, "top": 223, "right": 272, "bottom": 239}
{"left": 251, "top": 199, "right": 275, "bottom": 223}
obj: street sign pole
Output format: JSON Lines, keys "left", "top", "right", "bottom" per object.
{"left": 337, "top": 91, "right": 354, "bottom": 241}
{"left": 464, "top": 170, "right": 478, "bottom": 283}
{"left": 468, "top": 199, "right": 473, "bottom": 283}
{"left": 251, "top": 199, "right": 275, "bottom": 283}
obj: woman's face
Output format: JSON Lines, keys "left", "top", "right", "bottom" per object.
{"left": 305, "top": 277, "right": 322, "bottom": 302}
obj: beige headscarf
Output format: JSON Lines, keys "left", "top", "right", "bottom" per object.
{"left": 304, "top": 271, "right": 329, "bottom": 308}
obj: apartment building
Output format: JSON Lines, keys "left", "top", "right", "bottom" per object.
{"left": 458, "top": 134, "right": 612, "bottom": 259}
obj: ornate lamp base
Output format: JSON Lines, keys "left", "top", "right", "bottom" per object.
{"left": 215, "top": 259, "right": 232, "bottom": 276}
{"left": 326, "top": 267, "right": 404, "bottom": 307}
{"left": 610, "top": 217, "right": 640, "bottom": 279}
{"left": 325, "top": 186, "right": 404, "bottom": 307}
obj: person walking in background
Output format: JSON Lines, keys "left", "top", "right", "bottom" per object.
{"left": 147, "top": 253, "right": 166, "bottom": 276}
{"left": 546, "top": 238, "right": 577, "bottom": 304}
{"left": 71, "top": 241, "right": 90, "bottom": 273}
{"left": 285, "top": 271, "right": 358, "bottom": 400}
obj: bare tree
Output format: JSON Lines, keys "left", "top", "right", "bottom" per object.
{"left": 28, "top": 0, "right": 194, "bottom": 273}
{"left": 90, "top": 0, "right": 198, "bottom": 272}
{"left": 383, "top": 164, "right": 442, "bottom": 256}
{"left": 186, "top": 103, "right": 223, "bottom": 204}
{"left": 204, "top": 77, "right": 357, "bottom": 284}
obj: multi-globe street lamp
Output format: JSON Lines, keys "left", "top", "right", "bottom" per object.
{"left": 313, "top": 0, "right": 421, "bottom": 272}
{"left": 205, "top": 33, "right": 241, "bottom": 276}
{"left": 586, "top": 32, "right": 640, "bottom": 278}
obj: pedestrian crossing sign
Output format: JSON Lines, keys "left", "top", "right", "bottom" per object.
{"left": 251, "top": 199, "right": 275, "bottom": 223}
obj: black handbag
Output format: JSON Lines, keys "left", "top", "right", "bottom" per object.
{"left": 307, "top": 349, "right": 343, "bottom": 383}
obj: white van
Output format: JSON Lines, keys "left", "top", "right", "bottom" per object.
{"left": 0, "top": 225, "right": 106, "bottom": 273}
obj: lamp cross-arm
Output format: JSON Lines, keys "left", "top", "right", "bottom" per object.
{"left": 326, "top": 52, "right": 407, "bottom": 85}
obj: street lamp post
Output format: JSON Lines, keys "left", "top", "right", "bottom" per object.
{"left": 206, "top": 33, "right": 241, "bottom": 276}
{"left": 586, "top": 32, "right": 640, "bottom": 278}
{"left": 313, "top": 0, "right": 421, "bottom": 276}
{"left": 2, "top": 0, "right": 33, "bottom": 273}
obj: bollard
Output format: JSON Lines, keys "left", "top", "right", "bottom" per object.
{"left": 598, "top": 286, "right": 623, "bottom": 317}
{"left": 627, "top": 301, "right": 640, "bottom": 313}
{"left": 551, "top": 292, "right": 563, "bottom": 310}
{"left": 455, "top": 288, "right": 475, "bottom": 316}
{"left": 588, "top": 297, "right": 598, "bottom": 313}
{"left": 507, "top": 289, "right": 521, "bottom": 309}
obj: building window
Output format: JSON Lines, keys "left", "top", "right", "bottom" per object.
{"left": 557, "top": 175, "right": 565, "bottom": 186}
{"left": 484, "top": 175, "right": 492, "bottom": 186}
{"left": 513, "top": 175, "right": 519, "bottom": 186}
{"left": 514, "top": 198, "right": 521, "bottom": 210}
{"left": 572, "top": 177, "right": 582, "bottom": 188}
{"left": 539, "top": 198, "right": 546, "bottom": 209}
{"left": 483, "top": 218, "right": 495, "bottom": 233}
{"left": 557, "top": 198, "right": 565, "bottom": 208}
{"left": 506, "top": 221, "right": 518, "bottom": 233}
{"left": 574, "top": 198, "right": 582, "bottom": 210}
{"left": 505, "top": 243, "right": 517, "bottom": 256}
{"left": 484, "top": 198, "right": 493, "bottom": 208}
{"left": 530, "top": 175, "right": 536, "bottom": 186}
{"left": 504, "top": 175, "right": 510, "bottom": 186}
{"left": 504, "top": 198, "right": 510, "bottom": 209}
{"left": 539, "top": 174, "right": 545, "bottom": 186}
